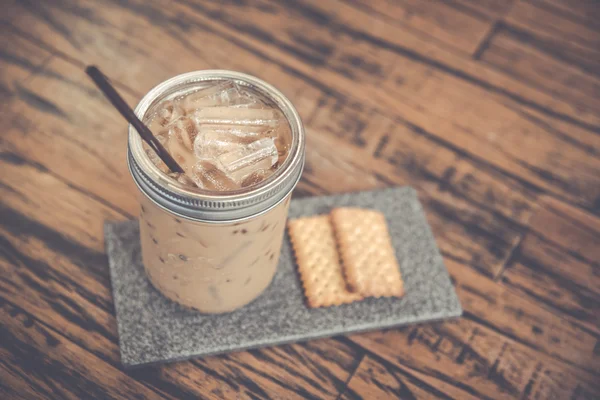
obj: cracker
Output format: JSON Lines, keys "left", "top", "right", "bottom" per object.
{"left": 288, "top": 216, "right": 362, "bottom": 308}
{"left": 331, "top": 208, "right": 404, "bottom": 298}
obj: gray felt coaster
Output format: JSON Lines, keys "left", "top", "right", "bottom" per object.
{"left": 105, "top": 186, "right": 462, "bottom": 367}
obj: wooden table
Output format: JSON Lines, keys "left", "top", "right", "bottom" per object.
{"left": 1, "top": 1, "right": 599, "bottom": 399}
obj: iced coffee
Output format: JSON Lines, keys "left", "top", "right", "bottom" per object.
{"left": 144, "top": 80, "right": 289, "bottom": 189}
{"left": 128, "top": 71, "right": 304, "bottom": 314}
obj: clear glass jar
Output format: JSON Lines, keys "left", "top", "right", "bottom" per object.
{"left": 128, "top": 71, "right": 304, "bottom": 313}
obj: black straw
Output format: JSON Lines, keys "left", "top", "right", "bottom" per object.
{"left": 85, "top": 66, "right": 185, "bottom": 173}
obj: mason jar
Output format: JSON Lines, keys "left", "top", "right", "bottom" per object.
{"left": 127, "top": 70, "right": 304, "bottom": 314}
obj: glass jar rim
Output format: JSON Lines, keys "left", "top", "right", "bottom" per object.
{"left": 128, "top": 70, "right": 305, "bottom": 222}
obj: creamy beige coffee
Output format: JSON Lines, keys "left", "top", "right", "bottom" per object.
{"left": 128, "top": 71, "right": 304, "bottom": 314}
{"left": 139, "top": 193, "right": 291, "bottom": 313}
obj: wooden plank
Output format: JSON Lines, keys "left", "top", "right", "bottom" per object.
{"left": 304, "top": 99, "right": 537, "bottom": 278}
{"left": 2, "top": 38, "right": 541, "bottom": 278}
{"left": 293, "top": 128, "right": 600, "bottom": 373}
{"left": 210, "top": 0, "right": 600, "bottom": 131}
{"left": 492, "top": 91, "right": 600, "bottom": 160}
{"left": 196, "top": 341, "right": 362, "bottom": 400}
{"left": 0, "top": 298, "right": 166, "bottom": 400}
{"left": 288, "top": 128, "right": 598, "bottom": 384}
{"left": 447, "top": 257, "right": 598, "bottom": 373}
{"left": 448, "top": 0, "right": 517, "bottom": 20}
{"left": 5, "top": 0, "right": 600, "bottom": 214}
{"left": 0, "top": 156, "right": 363, "bottom": 399}
{"left": 3, "top": 0, "right": 272, "bottom": 94}
{"left": 339, "top": 356, "right": 454, "bottom": 400}
{"left": 478, "top": 24, "right": 600, "bottom": 122}
{"left": 0, "top": 39, "right": 534, "bottom": 280}
{"left": 174, "top": 0, "right": 600, "bottom": 212}
{"left": 504, "top": 0, "right": 600, "bottom": 77}
{"left": 275, "top": 1, "right": 600, "bottom": 213}
{"left": 0, "top": 57, "right": 140, "bottom": 218}
{"left": 2, "top": 4, "right": 598, "bottom": 397}
{"left": 344, "top": 0, "right": 494, "bottom": 54}
{"left": 285, "top": 134, "right": 600, "bottom": 377}
{"left": 0, "top": 149, "right": 128, "bottom": 251}
{"left": 0, "top": 27, "right": 52, "bottom": 103}
{"left": 501, "top": 196, "right": 600, "bottom": 334}
{"left": 7, "top": 0, "right": 599, "bottom": 132}
{"left": 348, "top": 315, "right": 600, "bottom": 400}
{"left": 0, "top": 1, "right": 22, "bottom": 24}
{"left": 129, "top": 339, "right": 361, "bottom": 400}
{"left": 0, "top": 214, "right": 362, "bottom": 399}
{"left": 5, "top": 80, "right": 592, "bottom": 397}
{"left": 527, "top": 0, "right": 600, "bottom": 27}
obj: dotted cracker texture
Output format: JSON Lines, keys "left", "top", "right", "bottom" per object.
{"left": 331, "top": 208, "right": 404, "bottom": 298}
{"left": 288, "top": 216, "right": 362, "bottom": 308}
{"left": 104, "top": 186, "right": 462, "bottom": 367}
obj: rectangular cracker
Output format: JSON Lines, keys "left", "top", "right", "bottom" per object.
{"left": 288, "top": 216, "right": 363, "bottom": 308}
{"left": 331, "top": 208, "right": 404, "bottom": 298}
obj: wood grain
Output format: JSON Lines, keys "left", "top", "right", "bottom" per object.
{"left": 348, "top": 319, "right": 599, "bottom": 400}
{"left": 448, "top": 258, "right": 598, "bottom": 373}
{"left": 304, "top": 98, "right": 537, "bottom": 278}
{"left": 0, "top": 299, "right": 167, "bottom": 400}
{"left": 173, "top": 0, "right": 600, "bottom": 212}
{"left": 504, "top": 0, "right": 600, "bottom": 76}
{"left": 338, "top": 356, "right": 455, "bottom": 400}
{"left": 3, "top": 24, "right": 541, "bottom": 279}
{"left": 344, "top": 0, "right": 495, "bottom": 54}
{"left": 0, "top": 27, "right": 52, "bottom": 104}
{"left": 1, "top": 57, "right": 139, "bottom": 216}
{"left": 449, "top": 0, "right": 517, "bottom": 20}
{"left": 0, "top": 157, "right": 363, "bottom": 399}
{"left": 529, "top": 0, "right": 600, "bottom": 27}
{"left": 501, "top": 196, "right": 600, "bottom": 334}
{"left": 1, "top": 0, "right": 599, "bottom": 398}
{"left": 478, "top": 24, "right": 600, "bottom": 121}
{"left": 6, "top": 0, "right": 596, "bottom": 128}
{"left": 5, "top": 1, "right": 599, "bottom": 207}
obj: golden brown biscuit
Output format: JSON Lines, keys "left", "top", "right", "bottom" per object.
{"left": 288, "top": 216, "right": 363, "bottom": 308}
{"left": 330, "top": 208, "right": 404, "bottom": 298}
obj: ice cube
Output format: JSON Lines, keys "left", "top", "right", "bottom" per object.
{"left": 168, "top": 117, "right": 197, "bottom": 150}
{"left": 193, "top": 123, "right": 277, "bottom": 159}
{"left": 216, "top": 138, "right": 278, "bottom": 183}
{"left": 241, "top": 169, "right": 270, "bottom": 187}
{"left": 191, "top": 160, "right": 238, "bottom": 191}
{"left": 168, "top": 139, "right": 196, "bottom": 173}
{"left": 229, "top": 98, "right": 263, "bottom": 108}
{"left": 181, "top": 81, "right": 256, "bottom": 110}
{"left": 273, "top": 122, "right": 291, "bottom": 167}
{"left": 145, "top": 148, "right": 170, "bottom": 173}
{"left": 167, "top": 117, "right": 198, "bottom": 172}
{"left": 144, "top": 132, "right": 170, "bottom": 173}
{"left": 148, "top": 100, "right": 185, "bottom": 134}
{"left": 211, "top": 124, "right": 277, "bottom": 140}
{"left": 224, "top": 86, "right": 261, "bottom": 107}
{"left": 192, "top": 107, "right": 282, "bottom": 128}
{"left": 228, "top": 90, "right": 264, "bottom": 108}
{"left": 193, "top": 127, "right": 244, "bottom": 159}
{"left": 181, "top": 81, "right": 233, "bottom": 109}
